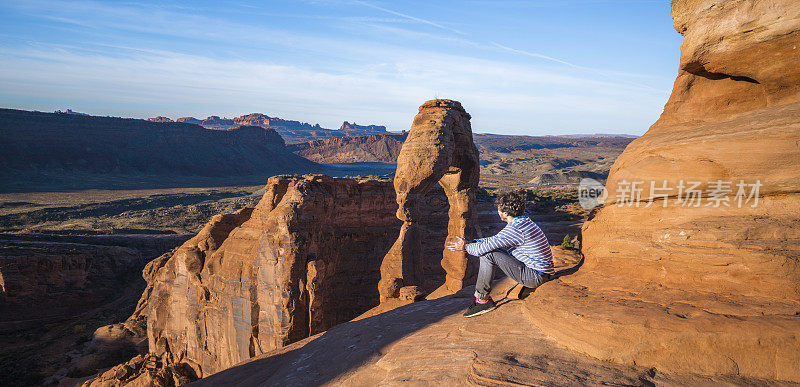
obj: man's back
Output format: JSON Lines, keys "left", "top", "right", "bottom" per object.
{"left": 466, "top": 215, "right": 555, "bottom": 275}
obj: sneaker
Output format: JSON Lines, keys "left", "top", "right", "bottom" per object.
{"left": 463, "top": 298, "right": 497, "bottom": 318}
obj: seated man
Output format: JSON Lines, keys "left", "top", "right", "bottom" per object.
{"left": 447, "top": 191, "right": 555, "bottom": 317}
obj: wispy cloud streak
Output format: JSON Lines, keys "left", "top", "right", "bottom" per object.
{"left": 351, "top": 0, "right": 467, "bottom": 35}
{"left": 352, "top": 1, "right": 661, "bottom": 92}
{"left": 489, "top": 41, "right": 578, "bottom": 67}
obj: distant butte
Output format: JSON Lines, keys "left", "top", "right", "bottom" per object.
{"left": 338, "top": 121, "right": 387, "bottom": 132}
{"left": 148, "top": 113, "right": 390, "bottom": 143}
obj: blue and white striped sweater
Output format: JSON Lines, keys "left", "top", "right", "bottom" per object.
{"left": 465, "top": 215, "right": 555, "bottom": 275}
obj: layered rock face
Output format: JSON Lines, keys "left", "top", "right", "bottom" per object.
{"left": 288, "top": 133, "right": 407, "bottom": 163}
{"left": 379, "top": 99, "right": 480, "bottom": 300}
{"left": 0, "top": 239, "right": 147, "bottom": 330}
{"left": 528, "top": 0, "right": 800, "bottom": 381}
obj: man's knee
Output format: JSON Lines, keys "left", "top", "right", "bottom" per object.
{"left": 478, "top": 251, "right": 496, "bottom": 264}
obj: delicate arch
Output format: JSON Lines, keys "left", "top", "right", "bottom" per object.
{"left": 378, "top": 99, "right": 481, "bottom": 300}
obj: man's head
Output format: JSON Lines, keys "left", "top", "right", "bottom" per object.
{"left": 495, "top": 191, "right": 526, "bottom": 222}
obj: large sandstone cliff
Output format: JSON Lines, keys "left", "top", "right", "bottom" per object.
{"left": 141, "top": 175, "right": 401, "bottom": 378}
{"left": 527, "top": 0, "right": 800, "bottom": 381}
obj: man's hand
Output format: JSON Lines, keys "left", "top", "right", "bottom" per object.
{"left": 446, "top": 236, "right": 467, "bottom": 252}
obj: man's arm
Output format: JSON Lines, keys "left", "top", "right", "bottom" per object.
{"left": 465, "top": 224, "right": 523, "bottom": 257}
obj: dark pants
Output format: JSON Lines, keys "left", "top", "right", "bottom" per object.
{"left": 474, "top": 249, "right": 549, "bottom": 299}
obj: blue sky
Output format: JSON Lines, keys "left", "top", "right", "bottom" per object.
{"left": 0, "top": 0, "right": 681, "bottom": 135}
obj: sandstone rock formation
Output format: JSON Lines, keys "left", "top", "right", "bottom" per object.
{"left": 175, "top": 117, "right": 202, "bottom": 125}
{"left": 527, "top": 0, "right": 800, "bottom": 381}
{"left": 146, "top": 175, "right": 401, "bottom": 377}
{"left": 289, "top": 131, "right": 633, "bottom": 167}
{"left": 378, "top": 99, "right": 480, "bottom": 300}
{"left": 288, "top": 130, "right": 634, "bottom": 191}
{"left": 198, "top": 115, "right": 234, "bottom": 129}
{"left": 39, "top": 248, "right": 179, "bottom": 386}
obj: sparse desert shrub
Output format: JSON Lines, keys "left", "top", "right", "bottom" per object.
{"left": 562, "top": 234, "right": 573, "bottom": 249}
{"left": 72, "top": 324, "right": 86, "bottom": 334}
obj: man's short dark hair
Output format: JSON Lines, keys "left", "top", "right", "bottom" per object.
{"left": 495, "top": 191, "right": 526, "bottom": 217}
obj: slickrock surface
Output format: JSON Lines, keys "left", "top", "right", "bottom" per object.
{"left": 379, "top": 99, "right": 481, "bottom": 301}
{"left": 195, "top": 249, "right": 780, "bottom": 386}
{"left": 527, "top": 0, "right": 800, "bottom": 381}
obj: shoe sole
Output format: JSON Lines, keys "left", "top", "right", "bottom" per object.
{"left": 463, "top": 305, "right": 497, "bottom": 318}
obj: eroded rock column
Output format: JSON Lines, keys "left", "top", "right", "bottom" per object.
{"left": 378, "top": 99, "right": 480, "bottom": 300}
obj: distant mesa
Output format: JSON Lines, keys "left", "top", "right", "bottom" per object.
{"left": 147, "top": 116, "right": 174, "bottom": 123}
{"left": 176, "top": 116, "right": 202, "bottom": 125}
{"left": 472, "top": 133, "right": 634, "bottom": 153}
{"left": 148, "top": 113, "right": 388, "bottom": 144}
{"left": 54, "top": 108, "right": 89, "bottom": 116}
{"left": 339, "top": 121, "right": 387, "bottom": 132}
